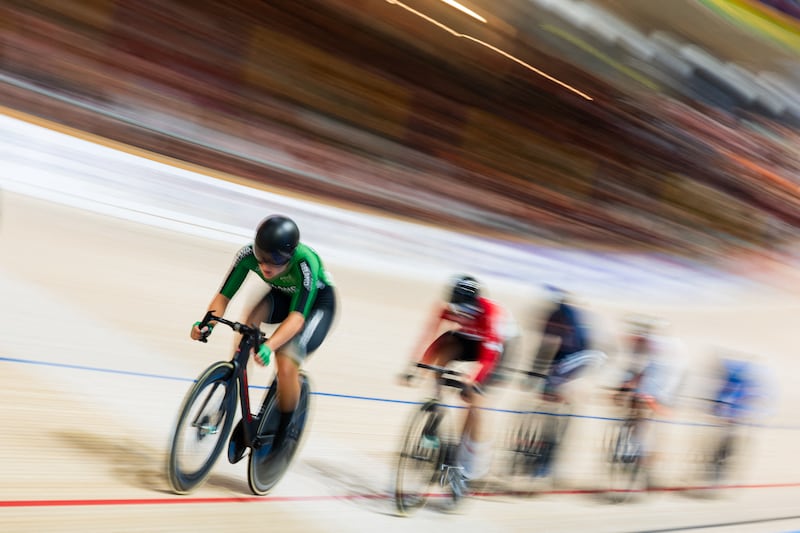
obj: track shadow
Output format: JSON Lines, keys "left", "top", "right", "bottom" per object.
{"left": 300, "top": 457, "right": 399, "bottom": 516}
{"left": 54, "top": 429, "right": 246, "bottom": 494}
{"left": 55, "top": 429, "right": 166, "bottom": 491}
{"left": 301, "top": 457, "right": 538, "bottom": 517}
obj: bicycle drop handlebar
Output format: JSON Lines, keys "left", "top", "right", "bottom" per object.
{"left": 414, "top": 362, "right": 482, "bottom": 395}
{"left": 197, "top": 310, "right": 267, "bottom": 345}
{"left": 499, "top": 367, "right": 549, "bottom": 380}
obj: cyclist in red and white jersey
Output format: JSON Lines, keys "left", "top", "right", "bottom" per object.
{"left": 401, "top": 274, "right": 512, "bottom": 484}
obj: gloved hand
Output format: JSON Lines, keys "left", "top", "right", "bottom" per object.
{"left": 191, "top": 321, "right": 214, "bottom": 341}
{"left": 255, "top": 343, "right": 272, "bottom": 366}
{"left": 397, "top": 368, "right": 417, "bottom": 386}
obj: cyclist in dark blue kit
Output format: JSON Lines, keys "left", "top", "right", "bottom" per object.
{"left": 525, "top": 286, "right": 606, "bottom": 478}
{"left": 534, "top": 286, "right": 606, "bottom": 400}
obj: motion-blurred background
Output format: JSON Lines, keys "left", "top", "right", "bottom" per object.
{"left": 2, "top": 0, "right": 799, "bottom": 278}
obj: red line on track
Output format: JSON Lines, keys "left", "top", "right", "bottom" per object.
{"left": 471, "top": 481, "right": 800, "bottom": 498}
{"left": 0, "top": 494, "right": 389, "bottom": 508}
{"left": 2, "top": 482, "right": 799, "bottom": 508}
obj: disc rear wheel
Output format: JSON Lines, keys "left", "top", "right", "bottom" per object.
{"left": 247, "top": 373, "right": 312, "bottom": 496}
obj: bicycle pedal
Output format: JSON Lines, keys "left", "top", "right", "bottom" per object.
{"left": 448, "top": 469, "right": 468, "bottom": 499}
{"left": 252, "top": 434, "right": 274, "bottom": 449}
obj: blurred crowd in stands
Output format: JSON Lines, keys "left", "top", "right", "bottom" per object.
{"left": 1, "top": 0, "right": 798, "bottom": 276}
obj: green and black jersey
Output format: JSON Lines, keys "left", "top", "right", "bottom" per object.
{"left": 218, "top": 243, "right": 333, "bottom": 318}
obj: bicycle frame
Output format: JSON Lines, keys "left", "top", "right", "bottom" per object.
{"left": 197, "top": 311, "right": 274, "bottom": 447}
{"left": 415, "top": 362, "right": 476, "bottom": 399}
{"left": 395, "top": 362, "right": 473, "bottom": 514}
{"left": 619, "top": 389, "right": 651, "bottom": 435}
{"left": 169, "top": 310, "right": 310, "bottom": 496}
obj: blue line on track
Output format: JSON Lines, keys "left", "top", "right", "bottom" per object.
{"left": 0, "top": 356, "right": 196, "bottom": 383}
{"left": 2, "top": 355, "right": 796, "bottom": 429}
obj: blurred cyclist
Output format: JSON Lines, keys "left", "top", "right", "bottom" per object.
{"left": 613, "top": 315, "right": 687, "bottom": 469}
{"left": 533, "top": 286, "right": 606, "bottom": 401}
{"left": 400, "top": 274, "right": 511, "bottom": 486}
{"left": 616, "top": 315, "right": 686, "bottom": 411}
{"left": 190, "top": 215, "right": 337, "bottom": 458}
{"left": 699, "top": 349, "right": 774, "bottom": 482}
{"left": 711, "top": 351, "right": 771, "bottom": 423}
{"left": 525, "top": 285, "right": 606, "bottom": 477}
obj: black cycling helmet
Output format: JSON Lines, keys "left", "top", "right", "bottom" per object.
{"left": 254, "top": 215, "right": 299, "bottom": 265}
{"left": 449, "top": 275, "right": 481, "bottom": 317}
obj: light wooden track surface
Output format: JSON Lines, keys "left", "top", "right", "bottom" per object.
{"left": 1, "top": 192, "right": 799, "bottom": 533}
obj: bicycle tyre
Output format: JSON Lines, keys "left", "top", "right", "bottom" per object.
{"left": 707, "top": 430, "right": 735, "bottom": 488}
{"left": 605, "top": 421, "right": 642, "bottom": 503}
{"left": 507, "top": 412, "right": 539, "bottom": 475}
{"left": 395, "top": 401, "right": 443, "bottom": 515}
{"left": 247, "top": 372, "right": 312, "bottom": 496}
{"left": 167, "top": 361, "right": 237, "bottom": 494}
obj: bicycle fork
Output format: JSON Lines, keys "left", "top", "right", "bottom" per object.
{"left": 614, "top": 421, "right": 641, "bottom": 464}
{"left": 192, "top": 381, "right": 226, "bottom": 437}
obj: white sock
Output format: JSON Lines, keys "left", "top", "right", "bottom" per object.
{"left": 457, "top": 436, "right": 492, "bottom": 480}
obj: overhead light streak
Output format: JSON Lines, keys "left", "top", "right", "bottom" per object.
{"left": 542, "top": 24, "right": 659, "bottom": 90}
{"left": 438, "top": 0, "right": 487, "bottom": 23}
{"left": 385, "top": 0, "right": 593, "bottom": 101}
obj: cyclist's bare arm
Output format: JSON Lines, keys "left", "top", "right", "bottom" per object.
{"left": 190, "top": 293, "right": 230, "bottom": 340}
{"left": 398, "top": 303, "right": 445, "bottom": 384}
{"left": 410, "top": 302, "right": 446, "bottom": 364}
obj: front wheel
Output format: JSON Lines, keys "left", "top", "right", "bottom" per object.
{"left": 167, "top": 361, "right": 237, "bottom": 494}
{"left": 395, "top": 402, "right": 444, "bottom": 515}
{"left": 605, "top": 420, "right": 643, "bottom": 503}
{"left": 701, "top": 427, "right": 737, "bottom": 491}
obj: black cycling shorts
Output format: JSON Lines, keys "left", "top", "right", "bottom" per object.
{"left": 260, "top": 285, "right": 337, "bottom": 364}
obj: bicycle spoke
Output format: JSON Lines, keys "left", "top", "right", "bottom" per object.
{"left": 167, "top": 362, "right": 235, "bottom": 494}
{"left": 395, "top": 406, "right": 443, "bottom": 515}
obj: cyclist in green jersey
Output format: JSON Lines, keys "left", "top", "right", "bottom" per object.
{"left": 190, "top": 215, "right": 337, "bottom": 451}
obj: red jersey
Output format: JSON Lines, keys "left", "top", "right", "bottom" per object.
{"left": 439, "top": 296, "right": 505, "bottom": 384}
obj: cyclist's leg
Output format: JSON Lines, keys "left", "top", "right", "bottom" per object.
{"left": 273, "top": 287, "right": 337, "bottom": 445}
{"left": 243, "top": 291, "right": 283, "bottom": 419}
{"left": 414, "top": 332, "right": 461, "bottom": 445}
{"left": 630, "top": 393, "right": 661, "bottom": 487}
{"left": 457, "top": 394, "right": 492, "bottom": 480}
{"left": 453, "top": 337, "right": 492, "bottom": 480}
{"left": 459, "top": 339, "right": 488, "bottom": 443}
{"left": 244, "top": 289, "right": 294, "bottom": 441}
{"left": 461, "top": 393, "right": 481, "bottom": 441}
{"left": 420, "top": 331, "right": 461, "bottom": 367}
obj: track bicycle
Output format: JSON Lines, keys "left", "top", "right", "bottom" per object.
{"left": 604, "top": 386, "right": 648, "bottom": 502}
{"left": 502, "top": 370, "right": 570, "bottom": 489}
{"left": 395, "top": 362, "right": 479, "bottom": 515}
{"left": 688, "top": 398, "right": 745, "bottom": 494}
{"left": 167, "top": 311, "right": 311, "bottom": 495}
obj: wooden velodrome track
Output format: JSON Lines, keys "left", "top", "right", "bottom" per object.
{"left": 1, "top": 132, "right": 800, "bottom": 531}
